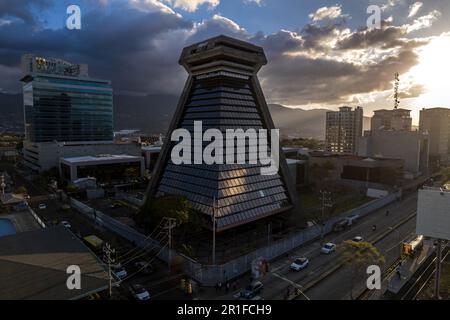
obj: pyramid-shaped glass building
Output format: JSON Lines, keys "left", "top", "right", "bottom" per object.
{"left": 147, "top": 35, "right": 298, "bottom": 232}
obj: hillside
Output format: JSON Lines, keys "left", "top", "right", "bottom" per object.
{"left": 0, "top": 93, "right": 370, "bottom": 139}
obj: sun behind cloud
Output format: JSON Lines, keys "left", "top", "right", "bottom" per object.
{"left": 408, "top": 32, "right": 450, "bottom": 107}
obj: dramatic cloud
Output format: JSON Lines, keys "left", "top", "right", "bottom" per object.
{"left": 244, "top": 0, "right": 263, "bottom": 6}
{"left": 162, "top": 0, "right": 219, "bottom": 12}
{"left": 251, "top": 15, "right": 433, "bottom": 106}
{"left": 0, "top": 0, "right": 447, "bottom": 111}
{"left": 309, "top": 5, "right": 343, "bottom": 22}
{"left": 408, "top": 2, "right": 423, "bottom": 18}
{"left": 0, "top": 0, "right": 53, "bottom": 25}
{"left": 336, "top": 23, "right": 407, "bottom": 50}
{"left": 398, "top": 84, "right": 425, "bottom": 99}
{"left": 406, "top": 10, "right": 441, "bottom": 32}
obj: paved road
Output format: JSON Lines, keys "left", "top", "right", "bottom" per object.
{"left": 209, "top": 192, "right": 418, "bottom": 300}
{"left": 303, "top": 214, "right": 416, "bottom": 300}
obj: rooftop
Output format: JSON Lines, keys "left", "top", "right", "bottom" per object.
{"left": 61, "top": 154, "right": 142, "bottom": 164}
{"left": 0, "top": 226, "right": 109, "bottom": 300}
{"left": 141, "top": 146, "right": 162, "bottom": 152}
{"left": 179, "top": 34, "right": 267, "bottom": 74}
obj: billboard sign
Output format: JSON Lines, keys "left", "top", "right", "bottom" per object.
{"left": 416, "top": 188, "right": 450, "bottom": 240}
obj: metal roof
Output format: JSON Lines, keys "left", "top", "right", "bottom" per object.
{"left": 0, "top": 226, "right": 109, "bottom": 300}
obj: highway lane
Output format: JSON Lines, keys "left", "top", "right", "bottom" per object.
{"left": 210, "top": 193, "right": 419, "bottom": 300}
{"left": 303, "top": 214, "right": 417, "bottom": 300}
{"left": 240, "top": 192, "right": 418, "bottom": 300}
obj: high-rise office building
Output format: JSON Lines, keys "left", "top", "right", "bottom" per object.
{"left": 21, "top": 54, "right": 140, "bottom": 172}
{"left": 325, "top": 106, "right": 363, "bottom": 154}
{"left": 419, "top": 107, "right": 450, "bottom": 164}
{"left": 358, "top": 130, "right": 429, "bottom": 179}
{"left": 358, "top": 107, "right": 429, "bottom": 178}
{"left": 146, "top": 36, "right": 297, "bottom": 232}
{"left": 21, "top": 54, "right": 113, "bottom": 143}
{"left": 371, "top": 108, "right": 412, "bottom": 132}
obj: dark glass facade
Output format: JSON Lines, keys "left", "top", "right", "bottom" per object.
{"left": 23, "top": 75, "right": 113, "bottom": 142}
{"left": 156, "top": 74, "right": 290, "bottom": 230}
{"left": 148, "top": 36, "right": 297, "bottom": 231}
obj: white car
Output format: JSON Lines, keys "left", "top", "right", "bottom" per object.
{"left": 290, "top": 257, "right": 309, "bottom": 271}
{"left": 321, "top": 242, "right": 336, "bottom": 254}
{"left": 114, "top": 267, "right": 128, "bottom": 280}
{"left": 352, "top": 236, "right": 363, "bottom": 243}
{"left": 129, "top": 284, "right": 150, "bottom": 300}
{"left": 61, "top": 221, "right": 72, "bottom": 229}
{"left": 38, "top": 203, "right": 47, "bottom": 210}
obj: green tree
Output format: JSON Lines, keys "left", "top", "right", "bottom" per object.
{"left": 339, "top": 240, "right": 385, "bottom": 300}
{"left": 149, "top": 195, "right": 193, "bottom": 224}
{"left": 138, "top": 195, "right": 207, "bottom": 243}
{"left": 124, "top": 167, "right": 138, "bottom": 179}
{"left": 14, "top": 186, "right": 28, "bottom": 195}
{"left": 66, "top": 184, "right": 79, "bottom": 193}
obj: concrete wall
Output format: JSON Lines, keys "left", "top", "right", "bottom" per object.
{"left": 24, "top": 141, "right": 141, "bottom": 172}
{"left": 359, "top": 130, "right": 429, "bottom": 177}
{"left": 183, "top": 192, "right": 399, "bottom": 285}
{"left": 69, "top": 197, "right": 170, "bottom": 261}
{"left": 70, "top": 191, "right": 400, "bottom": 286}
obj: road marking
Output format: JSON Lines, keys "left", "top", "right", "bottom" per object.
{"left": 151, "top": 286, "right": 179, "bottom": 298}
{"left": 272, "top": 272, "right": 310, "bottom": 300}
{"left": 297, "top": 212, "right": 418, "bottom": 297}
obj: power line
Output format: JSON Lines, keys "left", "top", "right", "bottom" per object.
{"left": 103, "top": 242, "right": 115, "bottom": 298}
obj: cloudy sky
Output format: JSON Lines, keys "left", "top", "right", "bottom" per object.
{"left": 0, "top": 0, "right": 449, "bottom": 123}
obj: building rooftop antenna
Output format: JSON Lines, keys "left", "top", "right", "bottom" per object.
{"left": 394, "top": 72, "right": 400, "bottom": 109}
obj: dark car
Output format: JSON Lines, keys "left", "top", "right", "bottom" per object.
{"left": 134, "top": 261, "right": 154, "bottom": 274}
{"left": 129, "top": 284, "right": 150, "bottom": 300}
{"left": 242, "top": 281, "right": 263, "bottom": 299}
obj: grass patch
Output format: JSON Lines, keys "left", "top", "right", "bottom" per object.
{"left": 332, "top": 197, "right": 373, "bottom": 215}
{"left": 299, "top": 193, "right": 321, "bottom": 209}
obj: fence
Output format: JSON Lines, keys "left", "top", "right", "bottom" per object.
{"left": 183, "top": 191, "right": 400, "bottom": 285}
{"left": 115, "top": 191, "right": 145, "bottom": 207}
{"left": 70, "top": 192, "right": 399, "bottom": 286}
{"left": 27, "top": 205, "right": 46, "bottom": 228}
{"left": 69, "top": 197, "right": 170, "bottom": 262}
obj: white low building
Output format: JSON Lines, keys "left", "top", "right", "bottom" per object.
{"left": 60, "top": 154, "right": 144, "bottom": 183}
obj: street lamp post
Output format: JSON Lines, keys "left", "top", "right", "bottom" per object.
{"left": 1, "top": 174, "right": 5, "bottom": 195}
{"left": 319, "top": 190, "right": 332, "bottom": 239}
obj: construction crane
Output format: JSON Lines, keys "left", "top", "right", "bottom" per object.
{"left": 394, "top": 72, "right": 400, "bottom": 109}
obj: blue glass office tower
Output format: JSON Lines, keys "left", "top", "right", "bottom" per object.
{"left": 21, "top": 56, "right": 113, "bottom": 143}
{"left": 21, "top": 55, "right": 119, "bottom": 171}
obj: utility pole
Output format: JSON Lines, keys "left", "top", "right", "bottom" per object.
{"left": 434, "top": 239, "right": 442, "bottom": 299}
{"left": 319, "top": 190, "right": 332, "bottom": 239}
{"left": 0, "top": 174, "right": 5, "bottom": 195}
{"left": 103, "top": 242, "right": 115, "bottom": 298}
{"left": 212, "top": 198, "right": 217, "bottom": 265}
{"left": 162, "top": 217, "right": 178, "bottom": 274}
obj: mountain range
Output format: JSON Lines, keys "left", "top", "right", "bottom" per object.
{"left": 0, "top": 93, "right": 370, "bottom": 140}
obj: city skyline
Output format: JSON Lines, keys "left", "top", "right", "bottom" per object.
{"left": 0, "top": 0, "right": 449, "bottom": 124}
{"left": 1, "top": 1, "right": 450, "bottom": 304}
